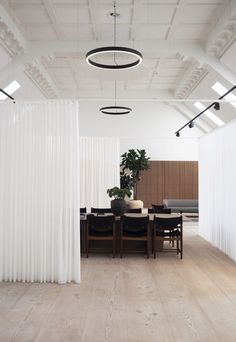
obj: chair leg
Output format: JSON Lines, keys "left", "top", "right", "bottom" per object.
{"left": 147, "top": 237, "right": 150, "bottom": 259}
{"left": 86, "top": 238, "right": 89, "bottom": 258}
{"left": 113, "top": 237, "right": 115, "bottom": 258}
{"left": 153, "top": 236, "right": 156, "bottom": 259}
{"left": 120, "top": 236, "right": 123, "bottom": 258}
{"left": 177, "top": 238, "right": 179, "bottom": 254}
{"left": 180, "top": 236, "right": 183, "bottom": 259}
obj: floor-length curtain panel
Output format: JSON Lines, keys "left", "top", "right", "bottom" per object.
{"left": 199, "top": 119, "right": 236, "bottom": 262}
{"left": 80, "top": 137, "right": 120, "bottom": 210}
{"left": 0, "top": 100, "right": 80, "bottom": 283}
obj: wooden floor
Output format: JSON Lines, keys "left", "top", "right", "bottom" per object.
{"left": 1, "top": 222, "right": 236, "bottom": 342}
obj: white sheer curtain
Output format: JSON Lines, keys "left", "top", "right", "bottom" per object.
{"left": 0, "top": 100, "right": 80, "bottom": 283}
{"left": 80, "top": 137, "right": 120, "bottom": 210}
{"left": 199, "top": 119, "right": 236, "bottom": 262}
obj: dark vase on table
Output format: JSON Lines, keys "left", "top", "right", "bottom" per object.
{"left": 111, "top": 199, "right": 127, "bottom": 216}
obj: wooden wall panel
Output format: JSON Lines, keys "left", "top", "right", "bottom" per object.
{"left": 136, "top": 161, "right": 198, "bottom": 208}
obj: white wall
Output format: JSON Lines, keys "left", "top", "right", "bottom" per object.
{"left": 199, "top": 118, "right": 236, "bottom": 262}
{"left": 79, "top": 101, "right": 200, "bottom": 160}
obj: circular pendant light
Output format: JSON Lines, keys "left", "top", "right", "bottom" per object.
{"left": 86, "top": 1, "right": 142, "bottom": 70}
{"left": 100, "top": 105, "right": 132, "bottom": 115}
{"left": 86, "top": 47, "right": 142, "bottom": 69}
{"left": 99, "top": 81, "right": 132, "bottom": 115}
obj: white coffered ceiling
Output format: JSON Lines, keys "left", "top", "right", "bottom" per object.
{"left": 0, "top": 0, "right": 236, "bottom": 133}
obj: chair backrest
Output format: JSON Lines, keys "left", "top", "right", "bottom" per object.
{"left": 91, "top": 207, "right": 112, "bottom": 213}
{"left": 87, "top": 214, "right": 115, "bottom": 234}
{"left": 148, "top": 207, "right": 171, "bottom": 214}
{"left": 121, "top": 215, "right": 149, "bottom": 236}
{"left": 154, "top": 216, "right": 182, "bottom": 230}
{"left": 152, "top": 204, "right": 165, "bottom": 210}
{"left": 80, "top": 207, "right": 87, "bottom": 213}
{"left": 126, "top": 208, "right": 142, "bottom": 213}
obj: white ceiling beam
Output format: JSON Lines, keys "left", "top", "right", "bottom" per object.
{"left": 66, "top": 56, "right": 80, "bottom": 90}
{"left": 166, "top": 0, "right": 188, "bottom": 40}
{"left": 2, "top": 40, "right": 235, "bottom": 95}
{"left": 197, "top": 51, "right": 236, "bottom": 85}
{"left": 57, "top": 88, "right": 173, "bottom": 99}
{"left": 147, "top": 59, "right": 161, "bottom": 91}
{"left": 88, "top": 0, "right": 100, "bottom": 41}
{"left": 18, "top": 40, "right": 204, "bottom": 57}
{"left": 130, "top": 0, "right": 142, "bottom": 41}
{"left": 42, "top": 0, "right": 65, "bottom": 40}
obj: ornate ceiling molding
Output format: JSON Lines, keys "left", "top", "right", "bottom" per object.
{"left": 175, "top": 60, "right": 208, "bottom": 99}
{"left": 0, "top": 19, "right": 25, "bottom": 56}
{"left": 0, "top": 3, "right": 26, "bottom": 57}
{"left": 24, "top": 62, "right": 58, "bottom": 99}
{"left": 207, "top": 14, "right": 236, "bottom": 58}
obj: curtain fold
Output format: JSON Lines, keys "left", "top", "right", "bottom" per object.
{"left": 199, "top": 119, "right": 236, "bottom": 262}
{"left": 80, "top": 137, "right": 120, "bottom": 211}
{"left": 0, "top": 100, "right": 80, "bottom": 283}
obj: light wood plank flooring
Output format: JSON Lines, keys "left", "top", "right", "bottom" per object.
{"left": 1, "top": 222, "right": 236, "bottom": 342}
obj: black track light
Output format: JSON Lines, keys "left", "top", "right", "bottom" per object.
{"left": 189, "top": 121, "right": 194, "bottom": 128}
{"left": 214, "top": 102, "right": 220, "bottom": 110}
{"left": 0, "top": 88, "right": 15, "bottom": 102}
{"left": 175, "top": 85, "right": 236, "bottom": 136}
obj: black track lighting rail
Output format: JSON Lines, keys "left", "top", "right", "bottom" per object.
{"left": 175, "top": 85, "right": 236, "bottom": 137}
{"left": 0, "top": 88, "right": 15, "bottom": 102}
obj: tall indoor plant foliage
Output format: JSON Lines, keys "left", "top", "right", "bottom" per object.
{"left": 120, "top": 149, "right": 150, "bottom": 200}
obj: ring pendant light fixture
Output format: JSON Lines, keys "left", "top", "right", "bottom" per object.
{"left": 100, "top": 81, "right": 132, "bottom": 115}
{"left": 86, "top": 1, "right": 143, "bottom": 69}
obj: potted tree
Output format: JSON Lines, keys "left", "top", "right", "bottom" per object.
{"left": 120, "top": 149, "right": 150, "bottom": 208}
{"left": 107, "top": 186, "right": 132, "bottom": 216}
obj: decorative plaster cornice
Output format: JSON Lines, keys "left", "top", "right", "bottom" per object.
{"left": 24, "top": 62, "right": 58, "bottom": 99}
{"left": 207, "top": 14, "right": 236, "bottom": 57}
{"left": 175, "top": 61, "right": 208, "bottom": 99}
{"left": 0, "top": 19, "right": 25, "bottom": 56}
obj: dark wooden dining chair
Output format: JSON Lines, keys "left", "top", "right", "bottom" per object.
{"left": 148, "top": 208, "right": 172, "bottom": 214}
{"left": 86, "top": 214, "right": 116, "bottom": 257}
{"left": 153, "top": 215, "right": 183, "bottom": 259}
{"left": 126, "top": 208, "right": 142, "bottom": 213}
{"left": 80, "top": 207, "right": 87, "bottom": 214}
{"left": 91, "top": 207, "right": 112, "bottom": 214}
{"left": 120, "top": 215, "right": 150, "bottom": 258}
{"left": 152, "top": 204, "right": 165, "bottom": 210}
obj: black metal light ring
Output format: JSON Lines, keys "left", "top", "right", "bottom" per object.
{"left": 100, "top": 106, "right": 132, "bottom": 115}
{"left": 86, "top": 46, "right": 143, "bottom": 69}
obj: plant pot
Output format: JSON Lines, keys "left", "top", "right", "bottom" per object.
{"left": 127, "top": 200, "right": 144, "bottom": 209}
{"left": 111, "top": 199, "right": 127, "bottom": 216}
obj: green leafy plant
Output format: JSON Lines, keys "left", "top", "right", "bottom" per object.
{"left": 107, "top": 186, "right": 132, "bottom": 200}
{"left": 120, "top": 149, "right": 150, "bottom": 199}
